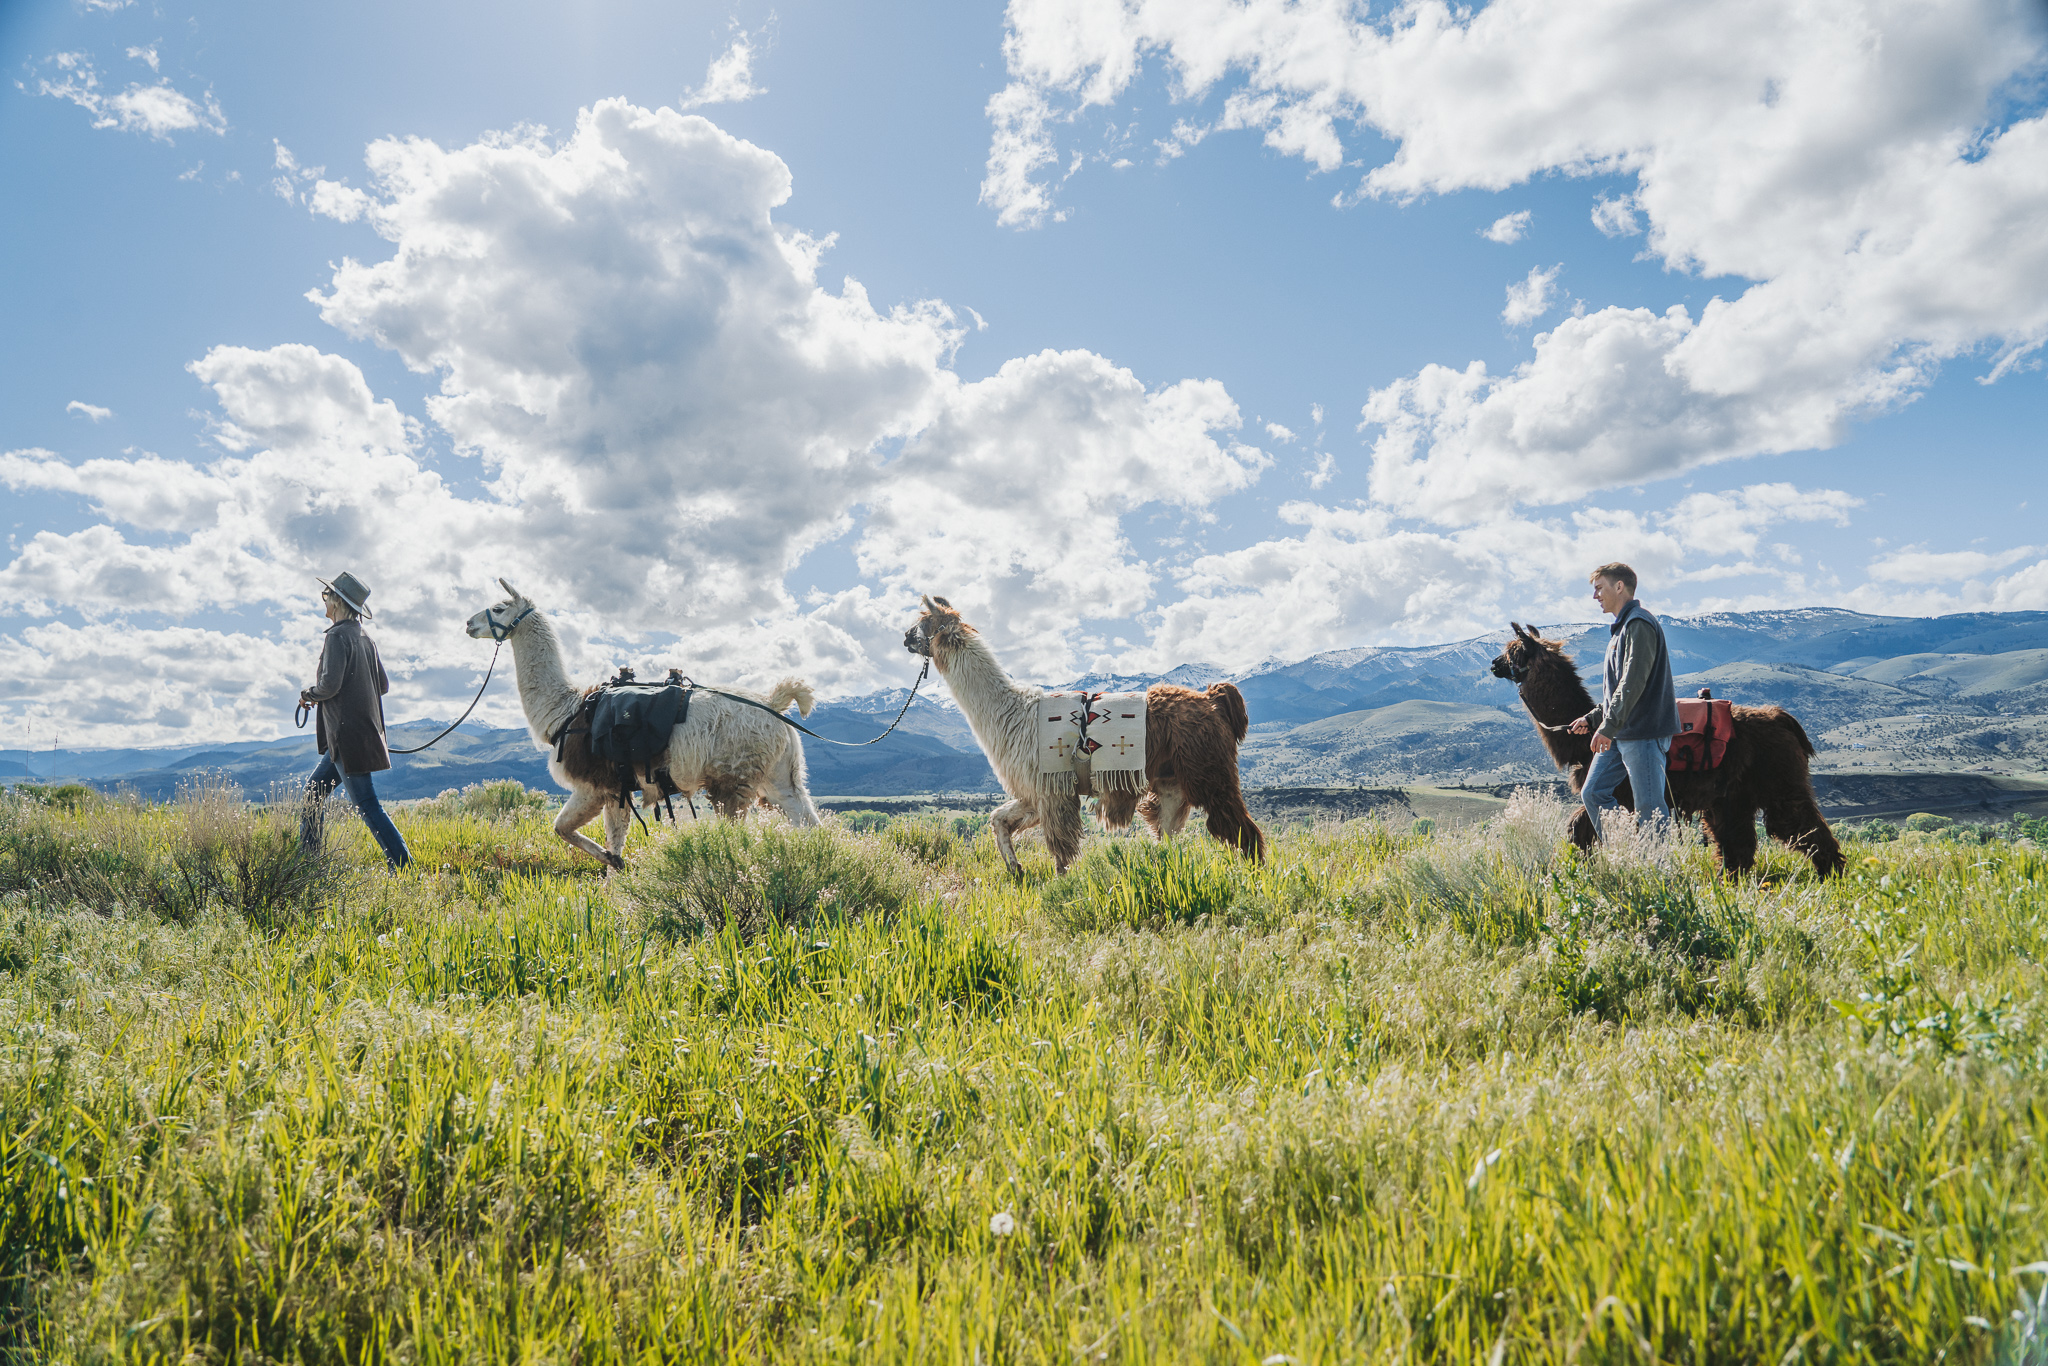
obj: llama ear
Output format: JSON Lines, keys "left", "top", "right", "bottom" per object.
{"left": 920, "top": 594, "right": 935, "bottom": 612}
{"left": 498, "top": 577, "right": 521, "bottom": 600}
{"left": 1511, "top": 621, "right": 1530, "bottom": 642}
{"left": 933, "top": 595, "right": 953, "bottom": 610}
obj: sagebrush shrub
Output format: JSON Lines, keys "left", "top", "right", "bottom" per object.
{"left": 1042, "top": 839, "right": 1249, "bottom": 932}
{"left": 886, "top": 818, "right": 958, "bottom": 864}
{"left": 0, "top": 778, "right": 347, "bottom": 926}
{"left": 411, "top": 780, "right": 551, "bottom": 822}
{"left": 619, "top": 819, "right": 922, "bottom": 939}
{"left": 834, "top": 809, "right": 893, "bottom": 834}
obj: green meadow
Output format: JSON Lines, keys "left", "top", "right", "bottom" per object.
{"left": 3, "top": 781, "right": 2046, "bottom": 1363}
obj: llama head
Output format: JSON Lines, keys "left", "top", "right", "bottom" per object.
{"left": 904, "top": 594, "right": 972, "bottom": 660}
{"left": 1490, "top": 621, "right": 1568, "bottom": 683}
{"left": 466, "top": 578, "right": 536, "bottom": 641}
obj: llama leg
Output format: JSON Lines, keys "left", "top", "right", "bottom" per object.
{"left": 602, "top": 802, "right": 631, "bottom": 866}
{"left": 1764, "top": 794, "right": 1846, "bottom": 878}
{"left": 1144, "top": 785, "right": 1192, "bottom": 840}
{"left": 1042, "top": 795, "right": 1085, "bottom": 874}
{"left": 1189, "top": 761, "right": 1265, "bottom": 861}
{"left": 989, "top": 798, "right": 1033, "bottom": 879}
{"left": 1098, "top": 790, "right": 1139, "bottom": 831}
{"left": 1567, "top": 805, "right": 1597, "bottom": 851}
{"left": 1705, "top": 799, "right": 1759, "bottom": 875}
{"left": 764, "top": 745, "right": 820, "bottom": 827}
{"left": 553, "top": 788, "right": 623, "bottom": 870}
{"left": 1203, "top": 800, "right": 1266, "bottom": 861}
{"left": 705, "top": 775, "right": 752, "bottom": 820}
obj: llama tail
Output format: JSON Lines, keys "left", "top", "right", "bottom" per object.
{"left": 765, "top": 676, "right": 816, "bottom": 717}
{"left": 1206, "top": 681, "right": 1250, "bottom": 742}
{"left": 1775, "top": 709, "right": 1817, "bottom": 759}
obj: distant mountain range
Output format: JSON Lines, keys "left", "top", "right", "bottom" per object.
{"left": 8, "top": 608, "right": 2047, "bottom": 801}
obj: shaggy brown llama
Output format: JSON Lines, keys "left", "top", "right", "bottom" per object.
{"left": 1491, "top": 622, "right": 1845, "bottom": 877}
{"left": 904, "top": 595, "right": 1264, "bottom": 875}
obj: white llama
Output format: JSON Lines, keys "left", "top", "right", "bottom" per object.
{"left": 467, "top": 580, "right": 820, "bottom": 868}
{"left": 903, "top": 595, "right": 1264, "bottom": 876}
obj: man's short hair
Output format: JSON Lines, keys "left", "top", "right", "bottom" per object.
{"left": 1590, "top": 562, "right": 1638, "bottom": 594}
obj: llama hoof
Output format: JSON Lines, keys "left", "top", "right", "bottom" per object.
{"left": 603, "top": 851, "right": 626, "bottom": 871}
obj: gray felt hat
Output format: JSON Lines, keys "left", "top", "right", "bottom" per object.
{"left": 317, "top": 571, "right": 373, "bottom": 619}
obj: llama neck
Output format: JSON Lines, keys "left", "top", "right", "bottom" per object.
{"left": 933, "top": 632, "right": 1039, "bottom": 754}
{"left": 507, "top": 611, "right": 583, "bottom": 746}
{"left": 1523, "top": 659, "right": 1595, "bottom": 769}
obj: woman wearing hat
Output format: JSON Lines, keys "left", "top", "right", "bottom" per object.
{"left": 299, "top": 572, "right": 411, "bottom": 868}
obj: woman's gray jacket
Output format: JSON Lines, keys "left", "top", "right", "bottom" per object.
{"left": 306, "top": 618, "right": 392, "bottom": 774}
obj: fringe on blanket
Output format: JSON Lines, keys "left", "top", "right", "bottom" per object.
{"left": 1036, "top": 770, "right": 1077, "bottom": 797}
{"left": 1034, "top": 767, "right": 1144, "bottom": 799}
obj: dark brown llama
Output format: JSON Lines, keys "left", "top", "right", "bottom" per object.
{"left": 904, "top": 595, "right": 1264, "bottom": 875}
{"left": 1490, "top": 623, "right": 1845, "bottom": 877}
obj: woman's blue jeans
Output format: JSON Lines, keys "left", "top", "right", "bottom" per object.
{"left": 1582, "top": 736, "right": 1672, "bottom": 841}
{"left": 303, "top": 754, "right": 412, "bottom": 868}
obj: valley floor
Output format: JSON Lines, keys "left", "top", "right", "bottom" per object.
{"left": 3, "top": 785, "right": 2047, "bottom": 1362}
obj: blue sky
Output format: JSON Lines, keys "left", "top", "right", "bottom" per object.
{"left": 4, "top": 0, "right": 2046, "bottom": 745}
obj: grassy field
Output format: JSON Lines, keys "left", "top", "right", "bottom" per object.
{"left": 3, "top": 781, "right": 2046, "bottom": 1363}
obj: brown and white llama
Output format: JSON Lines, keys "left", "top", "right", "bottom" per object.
{"left": 903, "top": 595, "right": 1264, "bottom": 876}
{"left": 466, "top": 581, "right": 820, "bottom": 869}
{"left": 1491, "top": 622, "right": 1845, "bottom": 877}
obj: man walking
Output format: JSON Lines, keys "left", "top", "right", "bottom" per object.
{"left": 1568, "top": 562, "right": 1680, "bottom": 841}
{"left": 299, "top": 571, "right": 411, "bottom": 868}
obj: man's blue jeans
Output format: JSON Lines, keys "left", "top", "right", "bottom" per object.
{"left": 1582, "top": 736, "right": 1672, "bottom": 841}
{"left": 303, "top": 754, "right": 412, "bottom": 868}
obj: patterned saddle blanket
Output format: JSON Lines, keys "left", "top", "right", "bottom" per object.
{"left": 1035, "top": 690, "right": 1147, "bottom": 796}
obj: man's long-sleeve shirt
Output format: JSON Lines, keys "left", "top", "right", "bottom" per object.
{"left": 1582, "top": 618, "right": 1655, "bottom": 738}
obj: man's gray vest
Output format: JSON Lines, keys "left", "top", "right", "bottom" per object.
{"left": 1605, "top": 600, "right": 1681, "bottom": 741}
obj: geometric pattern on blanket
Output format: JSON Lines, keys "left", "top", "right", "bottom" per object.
{"left": 1035, "top": 690, "right": 1147, "bottom": 797}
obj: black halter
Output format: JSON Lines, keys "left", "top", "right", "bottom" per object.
{"left": 486, "top": 603, "right": 536, "bottom": 642}
{"left": 374, "top": 603, "right": 535, "bottom": 754}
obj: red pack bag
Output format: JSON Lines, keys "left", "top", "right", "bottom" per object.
{"left": 1668, "top": 689, "right": 1735, "bottom": 772}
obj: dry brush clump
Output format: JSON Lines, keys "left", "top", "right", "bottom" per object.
{"left": 616, "top": 816, "right": 928, "bottom": 941}
{"left": 0, "top": 776, "right": 351, "bottom": 928}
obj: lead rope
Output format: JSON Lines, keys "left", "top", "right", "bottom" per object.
{"left": 680, "top": 657, "right": 930, "bottom": 747}
{"left": 1518, "top": 678, "right": 1587, "bottom": 734}
{"left": 296, "top": 604, "right": 531, "bottom": 756}
{"left": 388, "top": 642, "right": 503, "bottom": 755}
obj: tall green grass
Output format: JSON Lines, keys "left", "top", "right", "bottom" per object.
{"left": 1, "top": 788, "right": 2045, "bottom": 1362}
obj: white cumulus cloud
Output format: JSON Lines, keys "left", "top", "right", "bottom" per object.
{"left": 1590, "top": 193, "right": 1639, "bottom": 237}
{"left": 682, "top": 30, "right": 766, "bottom": 109}
{"left": 31, "top": 52, "right": 225, "bottom": 141}
{"left": 1, "top": 100, "right": 1269, "bottom": 743}
{"left": 1143, "top": 479, "right": 1866, "bottom": 669}
{"left": 1501, "top": 264, "right": 1560, "bottom": 327}
{"left": 1482, "top": 209, "right": 1531, "bottom": 243}
{"left": 65, "top": 401, "right": 112, "bottom": 422}
{"left": 271, "top": 141, "right": 324, "bottom": 204}
{"left": 986, "top": 0, "right": 2048, "bottom": 526}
